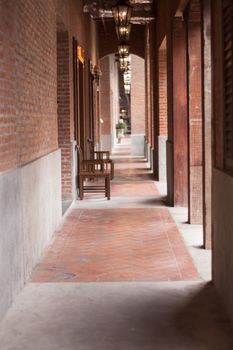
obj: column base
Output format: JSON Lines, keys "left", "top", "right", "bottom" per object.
{"left": 158, "top": 135, "right": 167, "bottom": 182}
{"left": 131, "top": 134, "right": 145, "bottom": 156}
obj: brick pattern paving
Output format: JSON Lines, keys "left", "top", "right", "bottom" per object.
{"left": 32, "top": 139, "right": 199, "bottom": 282}
{"left": 111, "top": 182, "right": 159, "bottom": 196}
{"left": 32, "top": 208, "right": 199, "bottom": 282}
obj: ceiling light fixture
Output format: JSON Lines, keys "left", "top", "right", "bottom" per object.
{"left": 119, "top": 55, "right": 130, "bottom": 71}
{"left": 118, "top": 44, "right": 130, "bottom": 57}
{"left": 112, "top": 0, "right": 132, "bottom": 27}
{"left": 116, "top": 24, "right": 132, "bottom": 42}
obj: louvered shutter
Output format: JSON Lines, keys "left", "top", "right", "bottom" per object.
{"left": 223, "top": 0, "right": 233, "bottom": 170}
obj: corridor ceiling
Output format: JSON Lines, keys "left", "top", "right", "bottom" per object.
{"left": 83, "top": 0, "right": 155, "bottom": 24}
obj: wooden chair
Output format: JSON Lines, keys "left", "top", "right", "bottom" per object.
{"left": 77, "top": 146, "right": 111, "bottom": 200}
{"left": 87, "top": 139, "right": 114, "bottom": 179}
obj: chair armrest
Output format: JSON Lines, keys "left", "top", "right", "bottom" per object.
{"left": 82, "top": 159, "right": 111, "bottom": 165}
{"left": 93, "top": 151, "right": 110, "bottom": 155}
{"left": 81, "top": 159, "right": 112, "bottom": 173}
{"left": 93, "top": 151, "right": 110, "bottom": 159}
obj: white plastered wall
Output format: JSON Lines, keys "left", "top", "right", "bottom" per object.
{"left": 0, "top": 150, "right": 62, "bottom": 321}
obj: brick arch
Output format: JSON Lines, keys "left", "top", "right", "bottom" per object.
{"left": 98, "top": 21, "right": 145, "bottom": 60}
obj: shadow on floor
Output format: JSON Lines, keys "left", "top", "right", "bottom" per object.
{"left": 171, "top": 282, "right": 233, "bottom": 349}
{"left": 1, "top": 282, "right": 232, "bottom": 350}
{"left": 113, "top": 158, "right": 148, "bottom": 163}
{"left": 114, "top": 174, "right": 154, "bottom": 181}
{"left": 138, "top": 196, "right": 167, "bottom": 206}
{"left": 71, "top": 283, "right": 233, "bottom": 350}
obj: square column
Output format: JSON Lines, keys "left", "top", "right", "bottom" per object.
{"left": 186, "top": 0, "right": 203, "bottom": 224}
{"left": 167, "top": 17, "right": 188, "bottom": 207}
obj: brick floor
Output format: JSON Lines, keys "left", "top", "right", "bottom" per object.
{"left": 112, "top": 182, "right": 159, "bottom": 196}
{"left": 32, "top": 138, "right": 199, "bottom": 283}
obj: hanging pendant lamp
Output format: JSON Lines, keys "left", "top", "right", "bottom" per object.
{"left": 118, "top": 44, "right": 130, "bottom": 57}
{"left": 112, "top": 0, "right": 132, "bottom": 27}
{"left": 116, "top": 24, "right": 132, "bottom": 42}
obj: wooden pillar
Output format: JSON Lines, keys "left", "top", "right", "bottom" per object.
{"left": 202, "top": 0, "right": 212, "bottom": 249}
{"left": 186, "top": 0, "right": 203, "bottom": 224}
{"left": 167, "top": 17, "right": 188, "bottom": 207}
{"left": 152, "top": 19, "right": 159, "bottom": 179}
{"left": 145, "top": 25, "right": 152, "bottom": 156}
{"left": 145, "top": 25, "right": 150, "bottom": 144}
{"left": 149, "top": 21, "right": 155, "bottom": 152}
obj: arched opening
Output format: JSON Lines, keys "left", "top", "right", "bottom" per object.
{"left": 98, "top": 53, "right": 146, "bottom": 158}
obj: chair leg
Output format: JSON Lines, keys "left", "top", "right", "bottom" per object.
{"left": 111, "top": 163, "right": 114, "bottom": 180}
{"left": 79, "top": 175, "right": 84, "bottom": 200}
{"left": 105, "top": 177, "right": 107, "bottom": 198}
{"left": 107, "top": 176, "right": 110, "bottom": 200}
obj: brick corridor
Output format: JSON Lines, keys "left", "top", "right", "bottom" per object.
{"left": 32, "top": 138, "right": 199, "bottom": 283}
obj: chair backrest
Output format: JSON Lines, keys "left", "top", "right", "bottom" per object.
{"left": 87, "top": 139, "right": 94, "bottom": 159}
{"left": 77, "top": 145, "right": 83, "bottom": 170}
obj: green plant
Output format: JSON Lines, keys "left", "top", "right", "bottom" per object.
{"left": 116, "top": 120, "right": 126, "bottom": 130}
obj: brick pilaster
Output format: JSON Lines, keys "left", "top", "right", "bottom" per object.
{"left": 57, "top": 30, "right": 72, "bottom": 200}
{"left": 158, "top": 43, "right": 168, "bottom": 137}
{"left": 167, "top": 17, "right": 188, "bottom": 207}
{"left": 186, "top": 0, "right": 203, "bottom": 224}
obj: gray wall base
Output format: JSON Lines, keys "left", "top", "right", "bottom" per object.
{"left": 166, "top": 140, "right": 174, "bottom": 206}
{"left": 158, "top": 136, "right": 167, "bottom": 182}
{"left": 131, "top": 134, "right": 145, "bottom": 156}
{"left": 71, "top": 141, "right": 77, "bottom": 200}
{"left": 146, "top": 143, "right": 153, "bottom": 171}
{"left": 0, "top": 150, "right": 62, "bottom": 321}
{"left": 146, "top": 143, "right": 151, "bottom": 163}
{"left": 151, "top": 147, "right": 154, "bottom": 173}
{"left": 100, "top": 134, "right": 112, "bottom": 153}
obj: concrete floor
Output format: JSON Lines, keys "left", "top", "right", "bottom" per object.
{"left": 0, "top": 282, "right": 233, "bottom": 350}
{"left": 0, "top": 138, "right": 231, "bottom": 349}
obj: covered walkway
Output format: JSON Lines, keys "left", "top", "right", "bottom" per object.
{"left": 32, "top": 137, "right": 199, "bottom": 283}
{"left": 2, "top": 0, "right": 233, "bottom": 348}
{"left": 0, "top": 138, "right": 231, "bottom": 349}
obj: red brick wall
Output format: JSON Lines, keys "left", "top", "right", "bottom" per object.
{"left": 0, "top": 0, "right": 17, "bottom": 171}
{"left": 131, "top": 55, "right": 146, "bottom": 134}
{"left": 0, "top": 0, "right": 99, "bottom": 202}
{"left": 0, "top": 0, "right": 99, "bottom": 162}
{"left": 158, "top": 47, "right": 168, "bottom": 136}
{"left": 0, "top": 0, "right": 57, "bottom": 173}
